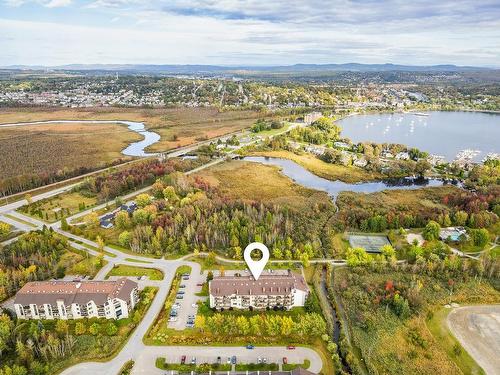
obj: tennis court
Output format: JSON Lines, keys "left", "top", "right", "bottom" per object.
{"left": 348, "top": 233, "right": 390, "bottom": 253}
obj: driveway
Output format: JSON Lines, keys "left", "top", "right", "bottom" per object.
{"left": 447, "top": 305, "right": 500, "bottom": 375}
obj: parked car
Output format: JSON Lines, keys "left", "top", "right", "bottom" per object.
{"left": 283, "top": 357, "right": 288, "bottom": 364}
{"left": 217, "top": 356, "right": 221, "bottom": 364}
{"left": 246, "top": 344, "right": 254, "bottom": 349}
{"left": 182, "top": 276, "right": 189, "bottom": 280}
{"left": 263, "top": 358, "right": 267, "bottom": 363}
{"left": 177, "top": 291, "right": 185, "bottom": 295}
{"left": 179, "top": 284, "right": 186, "bottom": 288}
{"left": 226, "top": 357, "right": 231, "bottom": 364}
{"left": 191, "top": 303, "right": 197, "bottom": 308}
{"left": 181, "top": 355, "right": 186, "bottom": 364}
{"left": 231, "top": 356, "right": 237, "bottom": 364}
{"left": 196, "top": 283, "right": 204, "bottom": 286}
{"left": 191, "top": 357, "right": 196, "bottom": 365}
{"left": 258, "top": 357, "right": 262, "bottom": 363}
{"left": 287, "top": 345, "right": 296, "bottom": 350}
{"left": 176, "top": 295, "right": 184, "bottom": 299}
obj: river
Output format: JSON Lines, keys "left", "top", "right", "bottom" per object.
{"left": 0, "top": 120, "right": 160, "bottom": 157}
{"left": 243, "top": 156, "right": 456, "bottom": 201}
{"left": 338, "top": 111, "right": 499, "bottom": 161}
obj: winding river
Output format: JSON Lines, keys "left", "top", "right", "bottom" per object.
{"left": 0, "top": 120, "right": 160, "bottom": 157}
{"left": 243, "top": 156, "right": 456, "bottom": 200}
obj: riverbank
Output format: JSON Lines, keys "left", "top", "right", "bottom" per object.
{"left": 248, "top": 150, "right": 383, "bottom": 183}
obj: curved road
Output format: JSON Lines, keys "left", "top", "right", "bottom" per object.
{"left": 58, "top": 235, "right": 323, "bottom": 374}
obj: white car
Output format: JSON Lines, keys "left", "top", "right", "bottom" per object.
{"left": 191, "top": 303, "right": 197, "bottom": 308}
{"left": 168, "top": 317, "right": 177, "bottom": 322}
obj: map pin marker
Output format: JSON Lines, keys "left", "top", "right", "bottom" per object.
{"left": 244, "top": 242, "right": 270, "bottom": 281}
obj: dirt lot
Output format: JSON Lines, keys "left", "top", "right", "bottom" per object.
{"left": 447, "top": 305, "right": 500, "bottom": 375}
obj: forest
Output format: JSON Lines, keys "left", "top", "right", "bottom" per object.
{"left": 333, "top": 185, "right": 499, "bottom": 232}
{"left": 0, "top": 229, "right": 68, "bottom": 302}
{"left": 72, "top": 171, "right": 331, "bottom": 261}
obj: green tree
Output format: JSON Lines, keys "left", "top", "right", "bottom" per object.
{"left": 55, "top": 320, "right": 69, "bottom": 336}
{"left": 84, "top": 212, "right": 100, "bottom": 228}
{"left": 135, "top": 193, "right": 152, "bottom": 208}
{"left": 422, "top": 220, "right": 441, "bottom": 241}
{"left": 345, "top": 247, "right": 372, "bottom": 267}
{"left": 106, "top": 322, "right": 118, "bottom": 336}
{"left": 470, "top": 228, "right": 490, "bottom": 247}
{"left": 75, "top": 322, "right": 86, "bottom": 335}
{"left": 60, "top": 218, "right": 69, "bottom": 231}
{"left": 119, "top": 231, "right": 132, "bottom": 247}
{"left": 115, "top": 211, "right": 131, "bottom": 230}
{"left": 0, "top": 223, "right": 10, "bottom": 237}
{"left": 89, "top": 322, "right": 100, "bottom": 336}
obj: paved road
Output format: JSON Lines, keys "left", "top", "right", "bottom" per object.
{"left": 447, "top": 305, "right": 500, "bottom": 375}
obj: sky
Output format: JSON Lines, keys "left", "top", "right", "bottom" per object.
{"left": 1, "top": 0, "right": 499, "bottom": 67}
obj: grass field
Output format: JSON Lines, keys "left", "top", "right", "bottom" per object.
{"left": 334, "top": 267, "right": 500, "bottom": 375}
{"left": 19, "top": 191, "right": 98, "bottom": 222}
{"left": 0, "top": 120, "right": 140, "bottom": 179}
{"left": 106, "top": 265, "right": 164, "bottom": 280}
{"left": 195, "top": 160, "right": 333, "bottom": 211}
{"left": 0, "top": 106, "right": 263, "bottom": 153}
{"left": 248, "top": 150, "right": 383, "bottom": 183}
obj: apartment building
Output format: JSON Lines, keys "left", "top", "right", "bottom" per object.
{"left": 209, "top": 271, "right": 309, "bottom": 311}
{"left": 14, "top": 278, "right": 139, "bottom": 320}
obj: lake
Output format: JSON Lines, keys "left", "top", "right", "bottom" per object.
{"left": 338, "top": 111, "right": 499, "bottom": 161}
{"left": 243, "top": 156, "right": 454, "bottom": 201}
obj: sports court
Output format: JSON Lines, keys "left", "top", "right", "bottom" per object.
{"left": 348, "top": 233, "right": 390, "bottom": 253}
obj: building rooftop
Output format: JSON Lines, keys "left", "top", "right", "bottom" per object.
{"left": 14, "top": 278, "right": 137, "bottom": 306}
{"left": 209, "top": 271, "right": 309, "bottom": 297}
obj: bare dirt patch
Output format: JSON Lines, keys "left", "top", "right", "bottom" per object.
{"left": 447, "top": 305, "right": 500, "bottom": 375}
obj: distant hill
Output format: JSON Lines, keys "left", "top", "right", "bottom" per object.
{"left": 2, "top": 63, "right": 493, "bottom": 75}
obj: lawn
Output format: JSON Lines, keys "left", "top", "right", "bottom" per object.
{"left": 18, "top": 191, "right": 98, "bottom": 223}
{"left": 248, "top": 150, "right": 383, "bottom": 183}
{"left": 106, "top": 265, "right": 164, "bottom": 281}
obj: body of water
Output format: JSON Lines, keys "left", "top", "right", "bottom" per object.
{"left": 338, "top": 111, "right": 499, "bottom": 161}
{"left": 0, "top": 119, "right": 160, "bottom": 157}
{"left": 243, "top": 156, "right": 454, "bottom": 201}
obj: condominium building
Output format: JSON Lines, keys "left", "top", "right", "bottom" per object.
{"left": 209, "top": 271, "right": 309, "bottom": 311}
{"left": 14, "top": 278, "right": 139, "bottom": 320}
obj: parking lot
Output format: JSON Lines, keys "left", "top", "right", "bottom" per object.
{"left": 158, "top": 345, "right": 315, "bottom": 370}
{"left": 168, "top": 267, "right": 207, "bottom": 330}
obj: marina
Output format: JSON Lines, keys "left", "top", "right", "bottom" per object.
{"left": 339, "top": 111, "right": 500, "bottom": 162}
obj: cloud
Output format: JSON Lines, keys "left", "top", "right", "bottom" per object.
{"left": 43, "top": 0, "right": 71, "bottom": 7}
{"left": 0, "top": 0, "right": 499, "bottom": 66}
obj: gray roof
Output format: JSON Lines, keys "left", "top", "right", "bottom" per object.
{"left": 14, "top": 278, "right": 137, "bottom": 306}
{"left": 209, "top": 271, "right": 309, "bottom": 297}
